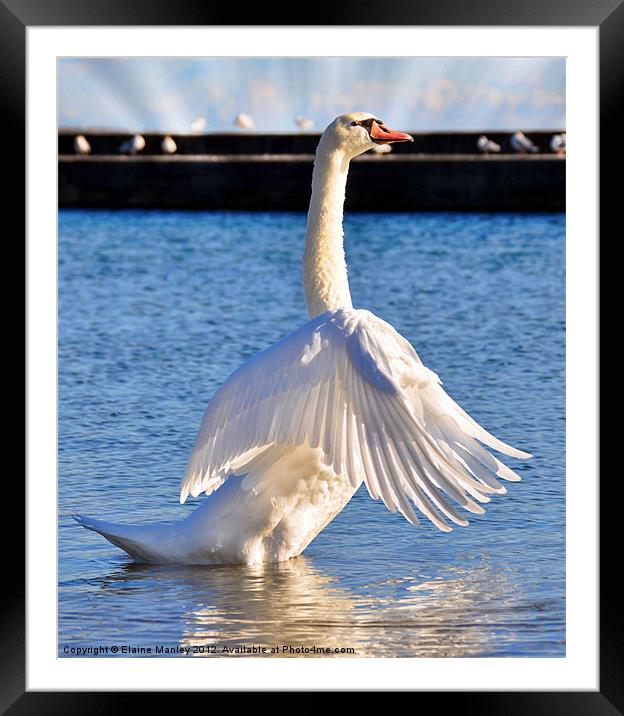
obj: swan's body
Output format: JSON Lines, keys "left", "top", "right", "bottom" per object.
{"left": 77, "top": 444, "right": 355, "bottom": 564}
{"left": 511, "top": 131, "right": 538, "bottom": 153}
{"left": 477, "top": 135, "right": 501, "bottom": 154}
{"left": 76, "top": 112, "right": 530, "bottom": 565}
{"left": 118, "top": 134, "right": 145, "bottom": 155}
{"left": 161, "top": 135, "right": 177, "bottom": 154}
{"left": 73, "top": 134, "right": 91, "bottom": 155}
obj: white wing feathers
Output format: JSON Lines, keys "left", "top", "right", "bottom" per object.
{"left": 180, "top": 308, "right": 530, "bottom": 531}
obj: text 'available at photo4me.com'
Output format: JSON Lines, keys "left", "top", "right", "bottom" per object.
{"left": 62, "top": 643, "right": 357, "bottom": 656}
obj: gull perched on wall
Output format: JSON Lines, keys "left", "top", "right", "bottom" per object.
{"left": 511, "top": 131, "right": 538, "bottom": 154}
{"left": 477, "top": 135, "right": 501, "bottom": 153}
{"left": 234, "top": 113, "right": 254, "bottom": 130}
{"left": 73, "top": 134, "right": 91, "bottom": 155}
{"left": 118, "top": 134, "right": 146, "bottom": 155}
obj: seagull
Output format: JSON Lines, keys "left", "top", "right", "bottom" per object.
{"left": 73, "top": 134, "right": 91, "bottom": 155}
{"left": 511, "top": 131, "right": 538, "bottom": 154}
{"left": 549, "top": 133, "right": 566, "bottom": 154}
{"left": 295, "top": 115, "right": 315, "bottom": 130}
{"left": 161, "top": 135, "right": 177, "bottom": 155}
{"left": 233, "top": 113, "right": 254, "bottom": 129}
{"left": 477, "top": 135, "right": 501, "bottom": 153}
{"left": 190, "top": 117, "right": 207, "bottom": 133}
{"left": 370, "top": 143, "right": 392, "bottom": 154}
{"left": 118, "top": 134, "right": 146, "bottom": 155}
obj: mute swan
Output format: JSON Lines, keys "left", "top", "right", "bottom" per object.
{"left": 118, "top": 134, "right": 145, "bottom": 155}
{"left": 73, "top": 134, "right": 91, "bottom": 155}
{"left": 161, "top": 135, "right": 177, "bottom": 155}
{"left": 75, "top": 112, "right": 530, "bottom": 566}
{"left": 233, "top": 113, "right": 254, "bottom": 129}
{"left": 511, "top": 131, "right": 538, "bottom": 153}
{"left": 477, "top": 135, "right": 501, "bottom": 154}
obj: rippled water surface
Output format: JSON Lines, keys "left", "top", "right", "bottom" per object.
{"left": 58, "top": 209, "right": 565, "bottom": 658}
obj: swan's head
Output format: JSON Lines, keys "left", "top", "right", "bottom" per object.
{"left": 320, "top": 112, "right": 413, "bottom": 159}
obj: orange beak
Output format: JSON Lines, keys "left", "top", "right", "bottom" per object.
{"left": 370, "top": 120, "right": 413, "bottom": 144}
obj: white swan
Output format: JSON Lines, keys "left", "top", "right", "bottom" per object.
{"left": 73, "top": 134, "right": 91, "bottom": 155}
{"left": 75, "top": 112, "right": 530, "bottom": 565}
{"left": 161, "top": 135, "right": 177, "bottom": 155}
{"left": 118, "top": 134, "right": 145, "bottom": 155}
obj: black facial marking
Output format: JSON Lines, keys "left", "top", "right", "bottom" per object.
{"left": 352, "top": 117, "right": 384, "bottom": 129}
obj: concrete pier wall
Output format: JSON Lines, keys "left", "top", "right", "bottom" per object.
{"left": 58, "top": 131, "right": 565, "bottom": 212}
{"left": 58, "top": 129, "right": 562, "bottom": 157}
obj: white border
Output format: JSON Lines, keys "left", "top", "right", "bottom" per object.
{"left": 27, "top": 27, "right": 598, "bottom": 691}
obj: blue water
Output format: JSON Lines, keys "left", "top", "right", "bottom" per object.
{"left": 58, "top": 209, "right": 565, "bottom": 658}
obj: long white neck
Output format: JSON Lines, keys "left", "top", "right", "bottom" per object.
{"left": 303, "top": 143, "right": 353, "bottom": 318}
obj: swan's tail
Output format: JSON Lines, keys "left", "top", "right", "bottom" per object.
{"left": 73, "top": 514, "right": 173, "bottom": 563}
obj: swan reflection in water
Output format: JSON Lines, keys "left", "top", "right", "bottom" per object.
{"left": 87, "top": 555, "right": 522, "bottom": 658}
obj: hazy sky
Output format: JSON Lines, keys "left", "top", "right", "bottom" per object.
{"left": 58, "top": 57, "right": 565, "bottom": 133}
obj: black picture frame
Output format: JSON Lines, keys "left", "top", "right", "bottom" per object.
{"left": 6, "top": 0, "right": 611, "bottom": 708}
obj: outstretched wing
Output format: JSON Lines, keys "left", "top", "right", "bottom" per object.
{"left": 180, "top": 308, "right": 530, "bottom": 531}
